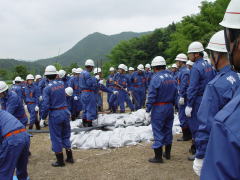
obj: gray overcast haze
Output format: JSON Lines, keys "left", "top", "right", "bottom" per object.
{"left": 0, "top": 0, "right": 214, "bottom": 61}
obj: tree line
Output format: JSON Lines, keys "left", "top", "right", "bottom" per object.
{"left": 103, "top": 0, "right": 230, "bottom": 75}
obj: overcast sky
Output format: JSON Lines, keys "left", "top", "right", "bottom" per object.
{"left": 0, "top": 0, "right": 214, "bottom": 61}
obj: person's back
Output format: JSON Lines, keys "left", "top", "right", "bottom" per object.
{"left": 146, "top": 56, "right": 177, "bottom": 163}
{"left": 1, "top": 90, "right": 28, "bottom": 126}
{"left": 41, "top": 65, "right": 74, "bottom": 167}
{"left": 0, "top": 110, "right": 30, "bottom": 180}
{"left": 187, "top": 58, "right": 216, "bottom": 106}
{"left": 147, "top": 70, "right": 177, "bottom": 106}
{"left": 11, "top": 84, "right": 23, "bottom": 100}
{"left": 79, "top": 70, "right": 97, "bottom": 90}
{"left": 0, "top": 110, "right": 24, "bottom": 138}
{"left": 41, "top": 80, "right": 67, "bottom": 114}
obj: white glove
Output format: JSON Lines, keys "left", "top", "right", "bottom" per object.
{"left": 193, "top": 158, "right": 203, "bottom": 176}
{"left": 35, "top": 106, "right": 39, "bottom": 112}
{"left": 185, "top": 106, "right": 192, "bottom": 118}
{"left": 39, "top": 96, "right": 43, "bottom": 101}
{"left": 113, "top": 91, "right": 119, "bottom": 95}
{"left": 179, "top": 97, "right": 185, "bottom": 105}
{"left": 40, "top": 119, "right": 45, "bottom": 128}
{"left": 24, "top": 105, "right": 27, "bottom": 109}
{"left": 99, "top": 80, "right": 104, "bottom": 85}
{"left": 74, "top": 96, "right": 78, "bottom": 100}
{"left": 145, "top": 112, "right": 151, "bottom": 121}
{"left": 95, "top": 75, "right": 100, "bottom": 80}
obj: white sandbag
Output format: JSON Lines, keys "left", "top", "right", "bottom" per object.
{"left": 122, "top": 126, "right": 141, "bottom": 146}
{"left": 71, "top": 132, "right": 89, "bottom": 149}
{"left": 95, "top": 131, "right": 113, "bottom": 149}
{"left": 70, "top": 119, "right": 82, "bottom": 128}
{"left": 137, "top": 126, "right": 154, "bottom": 141}
{"left": 81, "top": 130, "right": 101, "bottom": 149}
{"left": 115, "top": 119, "right": 125, "bottom": 128}
{"left": 109, "top": 128, "right": 125, "bottom": 148}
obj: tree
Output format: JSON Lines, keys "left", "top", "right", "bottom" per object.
{"left": 106, "top": 0, "right": 230, "bottom": 68}
{"left": 14, "top": 65, "right": 29, "bottom": 79}
{"left": 53, "top": 63, "right": 63, "bottom": 71}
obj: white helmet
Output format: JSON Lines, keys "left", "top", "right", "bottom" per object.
{"left": 175, "top": 53, "right": 188, "bottom": 62}
{"left": 188, "top": 41, "right": 204, "bottom": 53}
{"left": 58, "top": 70, "right": 66, "bottom": 78}
{"left": 72, "top": 68, "right": 77, "bottom": 73}
{"left": 151, "top": 56, "right": 166, "bottom": 66}
{"left": 75, "top": 68, "right": 83, "bottom": 74}
{"left": 93, "top": 68, "right": 101, "bottom": 74}
{"left": 137, "top": 64, "right": 144, "bottom": 71}
{"left": 85, "top": 59, "right": 95, "bottom": 67}
{"left": 206, "top": 30, "right": 227, "bottom": 53}
{"left": 65, "top": 87, "right": 73, "bottom": 96}
{"left": 125, "top": 65, "right": 128, "bottom": 71}
{"left": 109, "top": 67, "right": 115, "bottom": 72}
{"left": 0, "top": 81, "right": 9, "bottom": 93}
{"left": 14, "top": 76, "right": 22, "bottom": 82}
{"left": 118, "top": 64, "right": 127, "bottom": 71}
{"left": 145, "top": 64, "right": 151, "bottom": 69}
{"left": 186, "top": 60, "right": 194, "bottom": 66}
{"left": 129, "top": 67, "right": 134, "bottom": 71}
{"left": 26, "top": 74, "right": 34, "bottom": 80}
{"left": 172, "top": 64, "right": 177, "bottom": 68}
{"left": 45, "top": 65, "right": 57, "bottom": 75}
{"left": 35, "top": 75, "right": 42, "bottom": 80}
{"left": 220, "top": 0, "right": 240, "bottom": 29}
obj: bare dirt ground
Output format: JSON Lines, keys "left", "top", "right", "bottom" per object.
{"left": 26, "top": 93, "right": 198, "bottom": 180}
{"left": 28, "top": 134, "right": 197, "bottom": 180}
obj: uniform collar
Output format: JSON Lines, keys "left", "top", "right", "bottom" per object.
{"left": 195, "top": 58, "right": 204, "bottom": 63}
{"left": 179, "top": 66, "right": 187, "bottom": 71}
{"left": 219, "top": 65, "right": 232, "bottom": 74}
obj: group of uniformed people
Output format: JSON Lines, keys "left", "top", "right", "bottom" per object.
{"left": 146, "top": 1, "right": 240, "bottom": 179}
{"left": 0, "top": 0, "right": 240, "bottom": 179}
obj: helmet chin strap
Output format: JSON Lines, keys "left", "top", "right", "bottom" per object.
{"left": 210, "top": 51, "right": 221, "bottom": 71}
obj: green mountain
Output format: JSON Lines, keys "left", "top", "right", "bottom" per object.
{"left": 36, "top": 31, "right": 150, "bottom": 66}
{"left": 0, "top": 31, "right": 150, "bottom": 80}
{"left": 0, "top": 59, "right": 44, "bottom": 73}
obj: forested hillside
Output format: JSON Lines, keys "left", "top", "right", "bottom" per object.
{"left": 104, "top": 0, "right": 229, "bottom": 73}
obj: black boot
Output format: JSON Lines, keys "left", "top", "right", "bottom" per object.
{"left": 35, "top": 120, "right": 40, "bottom": 130}
{"left": 52, "top": 153, "right": 65, "bottom": 167}
{"left": 65, "top": 149, "right": 74, "bottom": 163}
{"left": 177, "top": 127, "right": 192, "bottom": 141}
{"left": 75, "top": 111, "right": 80, "bottom": 119}
{"left": 189, "top": 141, "right": 196, "bottom": 155}
{"left": 112, "top": 107, "right": 116, "bottom": 113}
{"left": 177, "top": 127, "right": 186, "bottom": 141}
{"left": 87, "top": 121, "right": 92, "bottom": 127}
{"left": 185, "top": 128, "right": 192, "bottom": 140}
{"left": 29, "top": 124, "right": 33, "bottom": 130}
{"left": 71, "top": 115, "right": 76, "bottom": 121}
{"left": 165, "top": 144, "right": 172, "bottom": 160}
{"left": 148, "top": 147, "right": 163, "bottom": 163}
{"left": 82, "top": 119, "right": 88, "bottom": 127}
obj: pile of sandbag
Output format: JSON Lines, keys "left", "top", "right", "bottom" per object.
{"left": 70, "top": 125, "right": 153, "bottom": 149}
{"left": 70, "top": 109, "right": 181, "bottom": 149}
